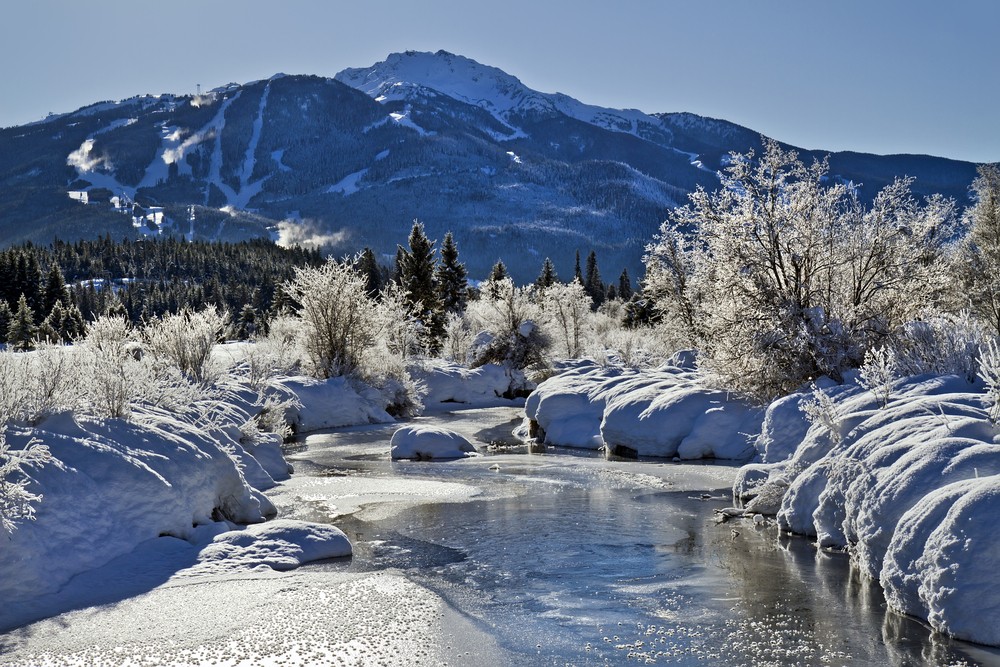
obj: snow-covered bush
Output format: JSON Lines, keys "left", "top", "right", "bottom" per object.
{"left": 144, "top": 307, "right": 228, "bottom": 385}
{"left": 281, "top": 258, "right": 378, "bottom": 379}
{"left": 465, "top": 277, "right": 549, "bottom": 371}
{"left": 538, "top": 279, "right": 592, "bottom": 359}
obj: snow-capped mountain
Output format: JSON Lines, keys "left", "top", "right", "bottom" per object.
{"left": 0, "top": 51, "right": 979, "bottom": 282}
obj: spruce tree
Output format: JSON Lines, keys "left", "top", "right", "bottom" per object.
{"left": 488, "top": 259, "right": 508, "bottom": 283}
{"left": 357, "top": 247, "right": 384, "bottom": 298}
{"left": 573, "top": 251, "right": 582, "bottom": 284}
{"left": 435, "top": 232, "right": 468, "bottom": 314}
{"left": 398, "top": 221, "right": 445, "bottom": 352}
{"left": 42, "top": 263, "right": 71, "bottom": 316}
{"left": 0, "top": 300, "right": 12, "bottom": 344}
{"left": 8, "top": 294, "right": 37, "bottom": 351}
{"left": 618, "top": 268, "right": 633, "bottom": 301}
{"left": 584, "top": 250, "right": 605, "bottom": 308}
{"left": 536, "top": 257, "right": 558, "bottom": 289}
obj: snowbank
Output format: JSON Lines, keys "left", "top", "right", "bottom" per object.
{"left": 521, "top": 362, "right": 764, "bottom": 459}
{"left": 390, "top": 425, "right": 478, "bottom": 461}
{"left": 735, "top": 372, "right": 1000, "bottom": 646}
{"left": 0, "top": 408, "right": 275, "bottom": 604}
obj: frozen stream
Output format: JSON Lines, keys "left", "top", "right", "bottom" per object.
{"left": 3, "top": 405, "right": 1000, "bottom": 666}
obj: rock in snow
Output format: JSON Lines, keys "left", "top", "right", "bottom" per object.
{"left": 390, "top": 425, "right": 478, "bottom": 460}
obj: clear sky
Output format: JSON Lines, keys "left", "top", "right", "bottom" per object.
{"left": 1, "top": 0, "right": 997, "bottom": 163}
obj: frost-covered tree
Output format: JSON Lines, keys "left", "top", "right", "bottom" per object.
{"left": 540, "top": 280, "right": 592, "bottom": 358}
{"left": 435, "top": 232, "right": 468, "bottom": 315}
{"left": 961, "top": 164, "right": 1000, "bottom": 335}
{"left": 644, "top": 139, "right": 957, "bottom": 398}
{"left": 467, "top": 277, "right": 547, "bottom": 369}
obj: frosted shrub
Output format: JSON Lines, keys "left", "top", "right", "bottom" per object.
{"left": 0, "top": 347, "right": 82, "bottom": 425}
{"left": 466, "top": 278, "right": 548, "bottom": 369}
{"left": 802, "top": 383, "right": 843, "bottom": 446}
{"left": 442, "top": 312, "right": 475, "bottom": 363}
{"left": 145, "top": 307, "right": 228, "bottom": 385}
{"left": 859, "top": 346, "right": 898, "bottom": 409}
{"left": 538, "top": 280, "right": 592, "bottom": 359}
{"left": 282, "top": 259, "right": 379, "bottom": 378}
{"left": 233, "top": 317, "right": 304, "bottom": 390}
{"left": 0, "top": 433, "right": 50, "bottom": 535}
{"left": 977, "top": 339, "right": 1000, "bottom": 424}
{"left": 889, "top": 314, "right": 983, "bottom": 382}
{"left": 80, "top": 316, "right": 148, "bottom": 419}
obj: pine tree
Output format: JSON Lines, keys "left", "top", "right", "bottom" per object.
{"left": 235, "top": 303, "right": 259, "bottom": 340}
{"left": 536, "top": 257, "right": 558, "bottom": 289}
{"left": 42, "top": 263, "right": 71, "bottom": 316}
{"left": 357, "top": 247, "right": 384, "bottom": 298}
{"left": 618, "top": 268, "right": 633, "bottom": 301}
{"left": 573, "top": 250, "right": 582, "bottom": 284}
{"left": 584, "top": 250, "right": 605, "bottom": 308}
{"left": 8, "top": 294, "right": 37, "bottom": 351}
{"left": 435, "top": 232, "right": 468, "bottom": 314}
{"left": 0, "top": 300, "right": 12, "bottom": 344}
{"left": 488, "top": 259, "right": 508, "bottom": 283}
{"left": 398, "top": 221, "right": 445, "bottom": 353}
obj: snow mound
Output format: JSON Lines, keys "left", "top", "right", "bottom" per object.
{"left": 194, "top": 519, "right": 352, "bottom": 573}
{"left": 523, "top": 363, "right": 764, "bottom": 459}
{"left": 390, "top": 425, "right": 478, "bottom": 461}
{"left": 741, "top": 372, "right": 1000, "bottom": 645}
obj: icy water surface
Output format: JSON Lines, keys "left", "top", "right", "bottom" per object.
{"left": 277, "top": 406, "right": 1000, "bottom": 667}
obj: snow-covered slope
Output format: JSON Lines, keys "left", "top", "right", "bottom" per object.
{"left": 335, "top": 50, "right": 673, "bottom": 145}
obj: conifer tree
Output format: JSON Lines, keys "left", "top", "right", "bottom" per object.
{"left": 0, "top": 300, "right": 12, "bottom": 344}
{"left": 488, "top": 259, "right": 508, "bottom": 283}
{"left": 584, "top": 250, "right": 605, "bottom": 308}
{"left": 42, "top": 263, "right": 71, "bottom": 317}
{"left": 398, "top": 221, "right": 445, "bottom": 352}
{"left": 536, "top": 257, "right": 558, "bottom": 289}
{"left": 618, "top": 268, "right": 633, "bottom": 302}
{"left": 435, "top": 232, "right": 468, "bottom": 314}
{"left": 573, "top": 250, "right": 582, "bottom": 284}
{"left": 357, "top": 247, "right": 384, "bottom": 298}
{"left": 8, "top": 294, "right": 37, "bottom": 351}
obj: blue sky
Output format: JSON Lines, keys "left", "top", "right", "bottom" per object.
{"left": 2, "top": 0, "right": 997, "bottom": 162}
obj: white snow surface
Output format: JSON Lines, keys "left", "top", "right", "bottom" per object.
{"left": 522, "top": 361, "right": 763, "bottom": 459}
{"left": 389, "top": 425, "right": 478, "bottom": 461}
{"left": 735, "top": 372, "right": 1000, "bottom": 645}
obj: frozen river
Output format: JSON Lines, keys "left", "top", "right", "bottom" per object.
{"left": 3, "top": 405, "right": 1000, "bottom": 666}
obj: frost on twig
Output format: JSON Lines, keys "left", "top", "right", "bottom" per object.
{"left": 0, "top": 434, "right": 50, "bottom": 536}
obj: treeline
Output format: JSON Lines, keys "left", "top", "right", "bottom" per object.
{"left": 0, "top": 237, "right": 323, "bottom": 346}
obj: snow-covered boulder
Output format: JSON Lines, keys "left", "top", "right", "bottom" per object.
{"left": 196, "top": 519, "right": 352, "bottom": 571}
{"left": 389, "top": 425, "right": 478, "bottom": 461}
{"left": 276, "top": 375, "right": 394, "bottom": 433}
{"left": 408, "top": 360, "right": 513, "bottom": 405}
{"left": 523, "top": 363, "right": 764, "bottom": 460}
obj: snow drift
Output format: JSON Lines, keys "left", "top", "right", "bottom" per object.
{"left": 735, "top": 373, "right": 1000, "bottom": 646}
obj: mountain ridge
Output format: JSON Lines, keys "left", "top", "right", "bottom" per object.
{"left": 0, "top": 50, "right": 980, "bottom": 282}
